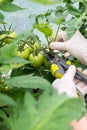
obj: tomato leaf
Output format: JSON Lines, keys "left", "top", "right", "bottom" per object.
{"left": 0, "top": 43, "right": 29, "bottom": 73}
{"left": 15, "top": 29, "right": 40, "bottom": 44}
{"left": 35, "top": 22, "right": 53, "bottom": 36}
{"left": 0, "top": 43, "right": 17, "bottom": 58}
{"left": 0, "top": 93, "right": 16, "bottom": 106}
{"left": 14, "top": 91, "right": 86, "bottom": 130}
{"left": 28, "top": 0, "right": 61, "bottom": 5}
{"left": 66, "top": 4, "right": 81, "bottom": 17}
{"left": 0, "top": 12, "right": 4, "bottom": 22}
{"left": 0, "top": 1, "right": 24, "bottom": 12}
{"left": 4, "top": 74, "right": 52, "bottom": 91}
{"left": 63, "top": 17, "right": 83, "bottom": 38}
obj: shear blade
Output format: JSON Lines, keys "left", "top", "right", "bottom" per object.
{"left": 55, "top": 64, "right": 64, "bottom": 75}
{"left": 44, "top": 51, "right": 55, "bottom": 63}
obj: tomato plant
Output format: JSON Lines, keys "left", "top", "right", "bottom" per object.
{"left": 0, "top": 1, "right": 87, "bottom": 130}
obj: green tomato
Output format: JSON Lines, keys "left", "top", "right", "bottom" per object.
{"left": 44, "top": 58, "right": 51, "bottom": 69}
{"left": 2, "top": 86, "right": 11, "bottom": 93}
{"left": 3, "top": 32, "right": 17, "bottom": 44}
{"left": 24, "top": 44, "right": 33, "bottom": 53}
{"left": 0, "top": 34, "right": 6, "bottom": 40}
{"left": 33, "top": 42, "right": 40, "bottom": 50}
{"left": 29, "top": 52, "right": 44, "bottom": 67}
{"left": 16, "top": 44, "right": 33, "bottom": 59}
{"left": 4, "top": 86, "right": 9, "bottom": 92}
{"left": 17, "top": 47, "right": 30, "bottom": 59}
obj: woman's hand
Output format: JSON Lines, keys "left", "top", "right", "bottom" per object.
{"left": 52, "top": 65, "right": 87, "bottom": 97}
{"left": 52, "top": 65, "right": 77, "bottom": 97}
{"left": 50, "top": 31, "right": 87, "bottom": 65}
{"left": 71, "top": 114, "right": 87, "bottom": 130}
{"left": 50, "top": 30, "right": 87, "bottom": 130}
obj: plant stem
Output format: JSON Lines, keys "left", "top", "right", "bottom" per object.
{"left": 54, "top": 24, "right": 60, "bottom": 41}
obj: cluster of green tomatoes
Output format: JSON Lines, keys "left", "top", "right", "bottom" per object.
{"left": 16, "top": 41, "right": 51, "bottom": 69}
{"left": 0, "top": 30, "right": 51, "bottom": 69}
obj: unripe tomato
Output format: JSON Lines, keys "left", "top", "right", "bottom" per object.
{"left": 9, "top": 31, "right": 16, "bottom": 38}
{"left": 33, "top": 42, "right": 40, "bottom": 50}
{"left": 16, "top": 47, "right": 30, "bottom": 59}
{"left": 25, "top": 44, "right": 33, "bottom": 52}
{"left": 3, "top": 31, "right": 17, "bottom": 44}
{"left": 0, "top": 34, "right": 6, "bottom": 40}
{"left": 16, "top": 44, "right": 33, "bottom": 59}
{"left": 1, "top": 86, "right": 11, "bottom": 93}
{"left": 4, "top": 86, "right": 9, "bottom": 92}
{"left": 44, "top": 58, "right": 51, "bottom": 69}
{"left": 29, "top": 52, "right": 44, "bottom": 67}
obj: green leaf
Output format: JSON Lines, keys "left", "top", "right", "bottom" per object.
{"left": 35, "top": 22, "right": 53, "bottom": 36}
{"left": 0, "top": 93, "right": 16, "bottom": 106}
{"left": 0, "top": 43, "right": 17, "bottom": 59}
{"left": 0, "top": 41, "right": 28, "bottom": 63}
{"left": 0, "top": 0, "right": 13, "bottom": 4}
{"left": 0, "top": 12, "right": 4, "bottom": 22}
{"left": 0, "top": 42, "right": 28, "bottom": 72}
{"left": 66, "top": 4, "right": 81, "bottom": 17}
{"left": 0, "top": 59, "right": 29, "bottom": 73}
{"left": 65, "top": 18, "right": 83, "bottom": 38}
{"left": 0, "top": 110, "right": 7, "bottom": 119}
{"left": 0, "top": 110, "right": 9, "bottom": 130}
{"left": 4, "top": 74, "right": 52, "bottom": 91}
{"left": 29, "top": 0, "right": 61, "bottom": 5}
{"left": 14, "top": 92, "right": 36, "bottom": 130}
{"left": 0, "top": 90, "right": 25, "bottom": 130}
{"left": 47, "top": 12, "right": 67, "bottom": 25}
{"left": 14, "top": 91, "right": 85, "bottom": 130}
{"left": 1, "top": 56, "right": 29, "bottom": 64}
{"left": 15, "top": 29, "right": 40, "bottom": 44}
{"left": 63, "top": 0, "right": 71, "bottom": 2}
{"left": 72, "top": 0, "right": 84, "bottom": 2}
{"left": 0, "top": 121, "right": 8, "bottom": 130}
{"left": 0, "top": 1, "right": 24, "bottom": 12}
{"left": 56, "top": 17, "right": 64, "bottom": 24}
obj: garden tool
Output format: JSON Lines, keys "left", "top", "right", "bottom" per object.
{"left": 44, "top": 51, "right": 87, "bottom": 99}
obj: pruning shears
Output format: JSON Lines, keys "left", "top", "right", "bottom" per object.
{"left": 44, "top": 51, "right": 87, "bottom": 98}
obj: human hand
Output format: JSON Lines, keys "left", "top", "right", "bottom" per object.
{"left": 73, "top": 68, "right": 87, "bottom": 96}
{"left": 55, "top": 31, "right": 67, "bottom": 42}
{"left": 50, "top": 31, "right": 87, "bottom": 65}
{"left": 52, "top": 65, "right": 77, "bottom": 97}
{"left": 52, "top": 65, "right": 87, "bottom": 97}
{"left": 70, "top": 69, "right": 87, "bottom": 130}
{"left": 71, "top": 114, "right": 87, "bottom": 130}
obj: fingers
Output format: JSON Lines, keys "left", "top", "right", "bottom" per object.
{"left": 52, "top": 78, "right": 60, "bottom": 89}
{"left": 63, "top": 65, "right": 76, "bottom": 80}
{"left": 50, "top": 41, "right": 69, "bottom": 51}
{"left": 71, "top": 115, "right": 87, "bottom": 130}
{"left": 50, "top": 30, "right": 68, "bottom": 51}
{"left": 76, "top": 83, "right": 87, "bottom": 96}
{"left": 71, "top": 120, "right": 78, "bottom": 128}
{"left": 56, "top": 31, "right": 67, "bottom": 42}
{"left": 74, "top": 68, "right": 87, "bottom": 96}
{"left": 52, "top": 65, "right": 77, "bottom": 97}
{"left": 74, "top": 79, "right": 80, "bottom": 84}
{"left": 82, "top": 69, "right": 87, "bottom": 76}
